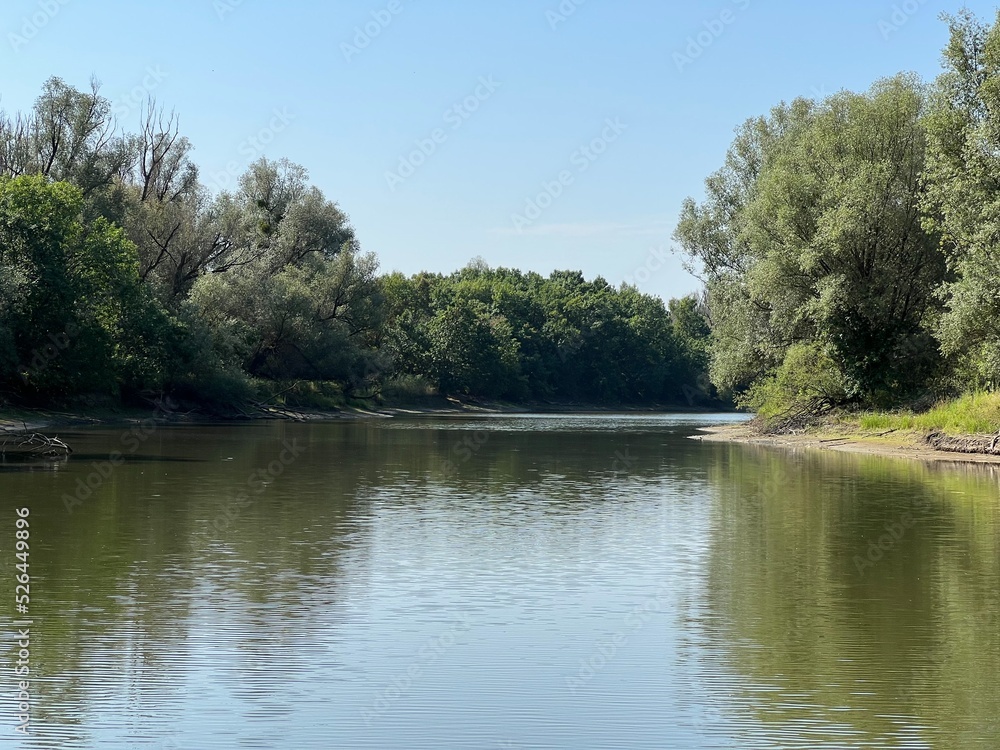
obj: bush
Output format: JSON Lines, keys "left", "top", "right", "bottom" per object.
{"left": 380, "top": 374, "right": 437, "bottom": 403}
{"left": 740, "top": 343, "right": 848, "bottom": 425}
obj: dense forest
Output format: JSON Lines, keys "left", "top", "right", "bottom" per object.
{"left": 676, "top": 10, "right": 1000, "bottom": 426}
{"left": 6, "top": 10, "right": 1000, "bottom": 419}
{"left": 0, "top": 82, "right": 711, "bottom": 410}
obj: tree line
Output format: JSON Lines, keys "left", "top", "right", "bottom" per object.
{"left": 675, "top": 10, "right": 1000, "bottom": 423}
{"left": 0, "top": 79, "right": 711, "bottom": 409}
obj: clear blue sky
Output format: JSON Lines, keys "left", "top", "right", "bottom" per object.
{"left": 2, "top": 0, "right": 997, "bottom": 302}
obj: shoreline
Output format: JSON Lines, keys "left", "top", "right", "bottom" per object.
{"left": 1, "top": 399, "right": 727, "bottom": 437}
{"left": 8, "top": 403, "right": 998, "bottom": 468}
{"left": 692, "top": 423, "right": 1000, "bottom": 466}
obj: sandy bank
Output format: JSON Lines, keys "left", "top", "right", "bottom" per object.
{"left": 693, "top": 423, "right": 1000, "bottom": 466}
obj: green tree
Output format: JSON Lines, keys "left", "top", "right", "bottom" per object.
{"left": 0, "top": 77, "right": 131, "bottom": 201}
{"left": 677, "top": 76, "right": 946, "bottom": 408}
{"left": 0, "top": 76, "right": 715, "bottom": 411}
{"left": 922, "top": 9, "right": 1000, "bottom": 390}
{"left": 189, "top": 248, "right": 382, "bottom": 384}
{"left": 426, "top": 300, "right": 523, "bottom": 398}
{"left": 669, "top": 294, "right": 713, "bottom": 401}
{"left": 0, "top": 175, "right": 145, "bottom": 396}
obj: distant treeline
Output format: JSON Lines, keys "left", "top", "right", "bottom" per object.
{"left": 0, "top": 80, "right": 711, "bottom": 409}
{"left": 675, "top": 10, "right": 1000, "bottom": 423}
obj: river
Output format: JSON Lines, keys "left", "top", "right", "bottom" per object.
{"left": 1, "top": 413, "right": 998, "bottom": 748}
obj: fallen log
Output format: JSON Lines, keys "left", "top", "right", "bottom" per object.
{"left": 0, "top": 433, "right": 73, "bottom": 458}
{"left": 924, "top": 431, "right": 1000, "bottom": 456}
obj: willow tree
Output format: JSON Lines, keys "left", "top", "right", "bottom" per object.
{"left": 676, "top": 75, "right": 945, "bottom": 409}
{"left": 0, "top": 77, "right": 130, "bottom": 199}
{"left": 922, "top": 9, "right": 1000, "bottom": 390}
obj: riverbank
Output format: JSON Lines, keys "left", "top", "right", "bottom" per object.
{"left": 693, "top": 422, "right": 1000, "bottom": 465}
{"left": 0, "top": 401, "right": 477, "bottom": 435}
{"left": 0, "top": 397, "right": 722, "bottom": 437}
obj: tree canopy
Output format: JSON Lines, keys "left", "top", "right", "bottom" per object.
{"left": 0, "top": 78, "right": 711, "bottom": 409}
{"left": 675, "top": 9, "right": 1000, "bottom": 422}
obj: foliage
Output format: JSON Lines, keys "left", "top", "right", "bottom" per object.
{"left": 674, "top": 9, "right": 1000, "bottom": 430}
{"left": 14, "top": 12, "right": 1000, "bottom": 420}
{"left": 0, "top": 175, "right": 147, "bottom": 397}
{"left": 0, "top": 78, "right": 712, "bottom": 409}
{"left": 677, "top": 75, "right": 946, "bottom": 410}
{"left": 379, "top": 265, "right": 712, "bottom": 404}
{"left": 922, "top": 9, "right": 1000, "bottom": 391}
{"left": 739, "top": 343, "right": 847, "bottom": 421}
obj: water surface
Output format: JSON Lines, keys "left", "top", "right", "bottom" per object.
{"left": 1, "top": 413, "right": 998, "bottom": 748}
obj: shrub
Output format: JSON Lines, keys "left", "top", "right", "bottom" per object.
{"left": 740, "top": 343, "right": 848, "bottom": 425}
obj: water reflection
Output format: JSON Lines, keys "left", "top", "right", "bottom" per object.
{"left": 0, "top": 414, "right": 996, "bottom": 748}
{"left": 701, "top": 445, "right": 1000, "bottom": 747}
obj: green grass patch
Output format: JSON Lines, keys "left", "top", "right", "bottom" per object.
{"left": 851, "top": 392, "right": 1000, "bottom": 435}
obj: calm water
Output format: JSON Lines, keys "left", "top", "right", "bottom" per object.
{"left": 1, "top": 413, "right": 999, "bottom": 749}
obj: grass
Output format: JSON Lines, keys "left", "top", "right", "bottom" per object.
{"left": 851, "top": 392, "right": 1000, "bottom": 435}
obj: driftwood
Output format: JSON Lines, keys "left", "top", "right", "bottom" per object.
{"left": 250, "top": 382, "right": 310, "bottom": 421}
{"left": 755, "top": 399, "right": 835, "bottom": 435}
{"left": 924, "top": 431, "right": 1000, "bottom": 456}
{"left": 0, "top": 432, "right": 73, "bottom": 458}
{"left": 252, "top": 402, "right": 307, "bottom": 421}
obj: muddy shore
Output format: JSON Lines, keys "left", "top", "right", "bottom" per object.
{"left": 693, "top": 423, "right": 1000, "bottom": 466}
{"left": 0, "top": 399, "right": 721, "bottom": 437}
